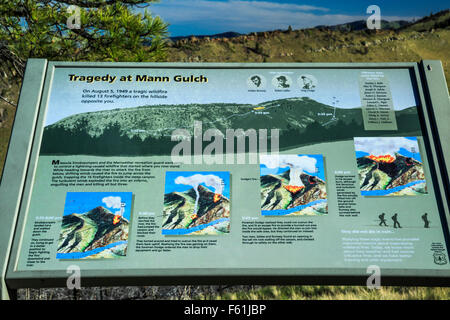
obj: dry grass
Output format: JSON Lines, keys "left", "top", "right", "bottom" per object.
{"left": 17, "top": 285, "right": 450, "bottom": 300}
{"left": 204, "top": 285, "right": 450, "bottom": 300}
{"left": 168, "top": 28, "right": 450, "bottom": 89}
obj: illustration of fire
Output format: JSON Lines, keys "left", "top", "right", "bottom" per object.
{"left": 284, "top": 185, "right": 304, "bottom": 194}
{"left": 368, "top": 154, "right": 396, "bottom": 163}
{"left": 113, "top": 214, "right": 121, "bottom": 225}
{"left": 260, "top": 155, "right": 318, "bottom": 196}
{"left": 284, "top": 157, "right": 317, "bottom": 195}
{"left": 113, "top": 203, "right": 125, "bottom": 225}
{"left": 213, "top": 193, "right": 221, "bottom": 203}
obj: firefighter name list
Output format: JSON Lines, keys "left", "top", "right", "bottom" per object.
{"left": 360, "top": 72, "right": 398, "bottom": 131}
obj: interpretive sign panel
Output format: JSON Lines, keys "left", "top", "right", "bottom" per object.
{"left": 1, "top": 60, "right": 449, "bottom": 292}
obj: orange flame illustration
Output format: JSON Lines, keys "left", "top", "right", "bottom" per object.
{"left": 367, "top": 154, "right": 395, "bottom": 163}
{"left": 284, "top": 185, "right": 305, "bottom": 194}
{"left": 213, "top": 193, "right": 221, "bottom": 203}
{"left": 191, "top": 214, "right": 198, "bottom": 220}
{"left": 113, "top": 214, "right": 121, "bottom": 225}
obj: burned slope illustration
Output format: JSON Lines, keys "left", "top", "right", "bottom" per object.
{"left": 57, "top": 206, "right": 129, "bottom": 259}
{"left": 260, "top": 155, "right": 327, "bottom": 216}
{"left": 354, "top": 137, "right": 427, "bottom": 196}
{"left": 357, "top": 153, "right": 426, "bottom": 195}
{"left": 260, "top": 170, "right": 328, "bottom": 216}
{"left": 162, "top": 172, "right": 231, "bottom": 235}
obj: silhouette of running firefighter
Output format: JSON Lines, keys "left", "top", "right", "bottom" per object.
{"left": 378, "top": 213, "right": 388, "bottom": 226}
{"left": 392, "top": 213, "right": 402, "bottom": 228}
{"left": 422, "top": 213, "right": 430, "bottom": 228}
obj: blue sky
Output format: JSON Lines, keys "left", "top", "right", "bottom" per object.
{"left": 260, "top": 154, "right": 326, "bottom": 181}
{"left": 355, "top": 137, "right": 423, "bottom": 162}
{"left": 146, "top": 0, "right": 449, "bottom": 36}
{"left": 356, "top": 148, "right": 423, "bottom": 162}
{"left": 165, "top": 171, "right": 231, "bottom": 199}
{"left": 63, "top": 192, "right": 132, "bottom": 220}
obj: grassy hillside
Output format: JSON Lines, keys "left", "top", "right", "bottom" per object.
{"left": 401, "top": 9, "right": 450, "bottom": 32}
{"left": 167, "top": 11, "right": 450, "bottom": 89}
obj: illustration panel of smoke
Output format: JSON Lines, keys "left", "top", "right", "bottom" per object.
{"left": 260, "top": 155, "right": 317, "bottom": 187}
{"left": 102, "top": 196, "right": 123, "bottom": 216}
{"left": 175, "top": 174, "right": 224, "bottom": 213}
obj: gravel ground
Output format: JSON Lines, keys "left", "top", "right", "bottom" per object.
{"left": 17, "top": 285, "right": 261, "bottom": 300}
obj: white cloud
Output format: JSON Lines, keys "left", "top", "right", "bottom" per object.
{"left": 175, "top": 173, "right": 224, "bottom": 213}
{"left": 354, "top": 137, "right": 419, "bottom": 157}
{"left": 102, "top": 196, "right": 122, "bottom": 209}
{"left": 175, "top": 173, "right": 224, "bottom": 194}
{"left": 146, "top": 0, "right": 417, "bottom": 35}
{"left": 260, "top": 154, "right": 317, "bottom": 171}
{"left": 260, "top": 154, "right": 317, "bottom": 187}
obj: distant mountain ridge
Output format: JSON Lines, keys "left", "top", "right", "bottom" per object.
{"left": 170, "top": 31, "right": 242, "bottom": 42}
{"left": 315, "top": 19, "right": 411, "bottom": 32}
{"left": 167, "top": 10, "right": 449, "bottom": 41}
{"left": 400, "top": 9, "right": 450, "bottom": 31}
{"left": 168, "top": 20, "right": 412, "bottom": 41}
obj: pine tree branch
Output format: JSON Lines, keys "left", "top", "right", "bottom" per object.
{"left": 0, "top": 41, "right": 25, "bottom": 78}
{"left": 55, "top": 0, "right": 156, "bottom": 8}
{"left": 0, "top": 94, "right": 17, "bottom": 108}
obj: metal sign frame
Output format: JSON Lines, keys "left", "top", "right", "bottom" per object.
{"left": 1, "top": 60, "right": 449, "bottom": 299}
